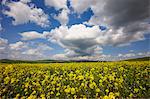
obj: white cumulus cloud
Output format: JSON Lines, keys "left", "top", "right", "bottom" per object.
{"left": 0, "top": 37, "right": 53, "bottom": 60}
{"left": 3, "top": 1, "right": 49, "bottom": 27}
{"left": 9, "top": 41, "right": 27, "bottom": 50}
{"left": 45, "top": 23, "right": 148, "bottom": 57}
{"left": 44, "top": 0, "right": 69, "bottom": 25}
{"left": 45, "top": 24, "right": 103, "bottom": 57}
{"left": 54, "top": 8, "right": 70, "bottom": 25}
{"left": 0, "top": 37, "right": 8, "bottom": 46}
{"left": 45, "top": 0, "right": 67, "bottom": 10}
{"left": 70, "top": 0, "right": 150, "bottom": 46}
{"left": 20, "top": 31, "right": 45, "bottom": 40}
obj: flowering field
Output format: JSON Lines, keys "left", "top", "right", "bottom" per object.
{"left": 0, "top": 61, "right": 149, "bottom": 99}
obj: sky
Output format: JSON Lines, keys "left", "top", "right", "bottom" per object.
{"left": 0, "top": 0, "right": 150, "bottom": 61}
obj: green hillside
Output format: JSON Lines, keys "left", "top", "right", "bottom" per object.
{"left": 0, "top": 57, "right": 149, "bottom": 63}
{"left": 125, "top": 57, "right": 150, "bottom": 61}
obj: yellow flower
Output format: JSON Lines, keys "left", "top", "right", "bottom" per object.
{"left": 99, "top": 79, "right": 103, "bottom": 83}
{"left": 129, "top": 93, "right": 133, "bottom": 97}
{"left": 20, "top": 96, "right": 25, "bottom": 99}
{"left": 115, "top": 92, "right": 120, "bottom": 96}
{"left": 25, "top": 82, "right": 29, "bottom": 88}
{"left": 14, "top": 94, "right": 20, "bottom": 99}
{"left": 32, "top": 90, "right": 36, "bottom": 95}
{"left": 56, "top": 87, "right": 60, "bottom": 91}
{"left": 134, "top": 88, "right": 139, "bottom": 93}
{"left": 109, "top": 92, "right": 115, "bottom": 99}
{"left": 109, "top": 75, "right": 114, "bottom": 81}
{"left": 89, "top": 83, "right": 94, "bottom": 89}
{"left": 81, "top": 83, "right": 84, "bottom": 87}
{"left": 64, "top": 88, "right": 70, "bottom": 93}
{"left": 78, "top": 75, "right": 84, "bottom": 80}
{"left": 89, "top": 75, "right": 94, "bottom": 80}
{"left": 103, "top": 95, "right": 109, "bottom": 99}
{"left": 119, "top": 67, "right": 124, "bottom": 71}
{"left": 11, "top": 78, "right": 16, "bottom": 83}
{"left": 74, "top": 95, "right": 77, "bottom": 99}
{"left": 105, "top": 89, "right": 109, "bottom": 93}
{"left": 56, "top": 92, "right": 60, "bottom": 96}
{"left": 96, "top": 88, "right": 100, "bottom": 92}
{"left": 71, "top": 88, "right": 76, "bottom": 94}
{"left": 4, "top": 77, "right": 10, "bottom": 84}
{"left": 83, "top": 95, "right": 87, "bottom": 99}
{"left": 50, "top": 91, "right": 54, "bottom": 94}
{"left": 27, "top": 95, "right": 36, "bottom": 99}
{"left": 40, "top": 94, "right": 46, "bottom": 99}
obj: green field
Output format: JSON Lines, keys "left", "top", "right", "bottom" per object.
{"left": 0, "top": 61, "right": 149, "bottom": 99}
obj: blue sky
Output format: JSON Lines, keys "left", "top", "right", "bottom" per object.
{"left": 0, "top": 0, "right": 150, "bottom": 60}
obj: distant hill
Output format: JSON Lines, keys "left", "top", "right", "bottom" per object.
{"left": 0, "top": 57, "right": 149, "bottom": 63}
{"left": 125, "top": 57, "right": 150, "bottom": 61}
{"left": 0, "top": 59, "right": 60, "bottom": 63}
{"left": 0, "top": 59, "right": 104, "bottom": 63}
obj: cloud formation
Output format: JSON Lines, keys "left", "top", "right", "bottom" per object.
{"left": 0, "top": 38, "right": 9, "bottom": 59}
{"left": 9, "top": 41, "right": 27, "bottom": 50}
{"left": 1, "top": 0, "right": 150, "bottom": 60}
{"left": 45, "top": 24, "right": 103, "bottom": 57}
{"left": 44, "top": 23, "right": 148, "bottom": 57}
{"left": 20, "top": 31, "right": 45, "bottom": 40}
{"left": 45, "top": 0, "right": 67, "bottom": 10}
{"left": 0, "top": 24, "right": 2, "bottom": 31}
{"left": 44, "top": 0, "right": 69, "bottom": 25}
{"left": 70, "top": 0, "right": 150, "bottom": 26}
{"left": 54, "top": 8, "right": 70, "bottom": 25}
{"left": 57, "top": 0, "right": 150, "bottom": 58}
{"left": 18, "top": 23, "right": 148, "bottom": 58}
{"left": 0, "top": 37, "right": 149, "bottom": 61}
{"left": 52, "top": 51, "right": 150, "bottom": 61}
{"left": 3, "top": 0, "right": 49, "bottom": 27}
{"left": 80, "top": 0, "right": 150, "bottom": 37}
{"left": 0, "top": 38, "right": 7, "bottom": 46}
{"left": 0, "top": 38, "right": 53, "bottom": 60}
{"left": 71, "top": 0, "right": 150, "bottom": 42}
{"left": 70, "top": 0, "right": 92, "bottom": 14}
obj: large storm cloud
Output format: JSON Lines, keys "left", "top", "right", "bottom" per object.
{"left": 53, "top": 0, "right": 150, "bottom": 57}
{"left": 45, "top": 0, "right": 150, "bottom": 57}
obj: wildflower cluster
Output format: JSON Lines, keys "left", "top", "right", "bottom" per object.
{"left": 0, "top": 61, "right": 149, "bottom": 98}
